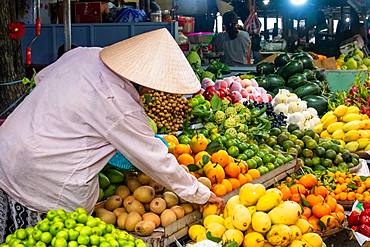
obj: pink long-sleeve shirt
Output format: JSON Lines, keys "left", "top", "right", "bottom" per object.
{"left": 0, "top": 47, "right": 210, "bottom": 213}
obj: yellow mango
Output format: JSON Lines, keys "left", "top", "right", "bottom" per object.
{"left": 327, "top": 122, "right": 345, "bottom": 134}
{"left": 359, "top": 130, "right": 370, "bottom": 138}
{"left": 345, "top": 141, "right": 359, "bottom": 152}
{"left": 363, "top": 119, "right": 370, "bottom": 130}
{"left": 342, "top": 113, "right": 362, "bottom": 123}
{"left": 322, "top": 115, "right": 338, "bottom": 130}
{"left": 339, "top": 140, "right": 346, "bottom": 147}
{"left": 347, "top": 106, "right": 360, "bottom": 114}
{"left": 320, "top": 111, "right": 334, "bottom": 124}
{"left": 332, "top": 129, "right": 345, "bottom": 140}
{"left": 313, "top": 124, "right": 323, "bottom": 134}
{"left": 365, "top": 143, "right": 370, "bottom": 151}
{"left": 342, "top": 120, "right": 362, "bottom": 132}
{"left": 358, "top": 138, "right": 370, "bottom": 150}
{"left": 362, "top": 114, "right": 369, "bottom": 120}
{"left": 320, "top": 130, "right": 331, "bottom": 139}
{"left": 333, "top": 105, "right": 348, "bottom": 117}
{"left": 344, "top": 130, "right": 360, "bottom": 142}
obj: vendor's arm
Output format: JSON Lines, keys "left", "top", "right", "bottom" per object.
{"left": 106, "top": 110, "right": 211, "bottom": 205}
{"left": 358, "top": 151, "right": 370, "bottom": 159}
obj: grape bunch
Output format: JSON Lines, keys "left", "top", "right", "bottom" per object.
{"left": 244, "top": 102, "right": 287, "bottom": 128}
{"left": 141, "top": 90, "right": 191, "bottom": 134}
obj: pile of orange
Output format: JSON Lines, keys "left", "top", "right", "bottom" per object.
{"left": 326, "top": 171, "right": 370, "bottom": 202}
{"left": 165, "top": 134, "right": 262, "bottom": 197}
{"left": 278, "top": 174, "right": 345, "bottom": 232}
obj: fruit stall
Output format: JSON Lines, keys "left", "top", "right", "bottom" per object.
{"left": 4, "top": 51, "right": 370, "bottom": 247}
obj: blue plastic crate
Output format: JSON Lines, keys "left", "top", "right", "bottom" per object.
{"left": 108, "top": 134, "right": 168, "bottom": 171}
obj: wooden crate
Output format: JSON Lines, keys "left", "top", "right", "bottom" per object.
{"left": 223, "top": 159, "right": 300, "bottom": 201}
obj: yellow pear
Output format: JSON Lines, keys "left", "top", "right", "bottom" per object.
{"left": 243, "top": 232, "right": 265, "bottom": 247}
{"left": 232, "top": 204, "right": 251, "bottom": 231}
{"left": 239, "top": 183, "right": 266, "bottom": 206}
{"left": 301, "top": 233, "right": 323, "bottom": 247}
{"left": 252, "top": 212, "right": 271, "bottom": 233}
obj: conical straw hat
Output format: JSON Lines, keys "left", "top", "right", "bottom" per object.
{"left": 100, "top": 28, "right": 200, "bottom": 94}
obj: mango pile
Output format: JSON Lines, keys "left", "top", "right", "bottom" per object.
{"left": 314, "top": 105, "right": 370, "bottom": 152}
{"left": 188, "top": 183, "right": 324, "bottom": 247}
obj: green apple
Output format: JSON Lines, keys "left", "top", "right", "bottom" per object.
{"left": 8, "top": 239, "right": 21, "bottom": 247}
{"left": 5, "top": 234, "right": 14, "bottom": 243}
{"left": 105, "top": 225, "right": 114, "bottom": 233}
{"left": 64, "top": 219, "right": 76, "bottom": 229}
{"left": 24, "top": 237, "right": 36, "bottom": 247}
{"left": 54, "top": 238, "right": 67, "bottom": 247}
{"left": 67, "top": 241, "right": 78, "bottom": 247}
{"left": 25, "top": 227, "right": 34, "bottom": 237}
{"left": 55, "top": 230, "right": 68, "bottom": 240}
{"left": 69, "top": 212, "right": 79, "bottom": 220}
{"left": 47, "top": 210, "right": 58, "bottom": 220}
{"left": 40, "top": 232, "right": 52, "bottom": 244}
{"left": 118, "top": 239, "right": 128, "bottom": 246}
{"left": 38, "top": 221, "right": 50, "bottom": 232}
{"left": 76, "top": 214, "right": 88, "bottom": 224}
{"left": 108, "top": 239, "right": 119, "bottom": 247}
{"left": 97, "top": 224, "right": 107, "bottom": 235}
{"left": 49, "top": 222, "right": 64, "bottom": 236}
{"left": 78, "top": 245, "right": 87, "bottom": 247}
{"left": 103, "top": 233, "right": 113, "bottom": 240}
{"left": 91, "top": 227, "right": 102, "bottom": 236}
{"left": 80, "top": 226, "right": 92, "bottom": 236}
{"left": 52, "top": 216, "right": 64, "bottom": 224}
{"left": 15, "top": 229, "right": 27, "bottom": 240}
{"left": 127, "top": 235, "right": 135, "bottom": 242}
{"left": 35, "top": 241, "right": 46, "bottom": 247}
{"left": 86, "top": 218, "right": 98, "bottom": 228}
{"left": 90, "top": 235, "right": 100, "bottom": 245}
{"left": 75, "top": 208, "right": 88, "bottom": 215}
{"left": 364, "top": 57, "right": 370, "bottom": 66}
{"left": 68, "top": 229, "right": 79, "bottom": 241}
{"left": 14, "top": 244, "right": 25, "bottom": 247}
{"left": 51, "top": 237, "right": 56, "bottom": 247}
{"left": 32, "top": 230, "right": 42, "bottom": 241}
{"left": 77, "top": 235, "right": 89, "bottom": 245}
{"left": 56, "top": 209, "right": 66, "bottom": 217}
{"left": 75, "top": 226, "right": 83, "bottom": 232}
{"left": 117, "top": 231, "right": 129, "bottom": 240}
{"left": 124, "top": 242, "right": 135, "bottom": 247}
{"left": 99, "top": 242, "right": 111, "bottom": 247}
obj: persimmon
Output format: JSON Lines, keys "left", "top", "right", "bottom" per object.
{"left": 290, "top": 193, "right": 305, "bottom": 204}
{"left": 308, "top": 216, "right": 319, "bottom": 231}
{"left": 221, "top": 179, "right": 233, "bottom": 193}
{"left": 212, "top": 184, "right": 227, "bottom": 197}
{"left": 228, "top": 178, "right": 241, "bottom": 190}
{"left": 306, "top": 194, "right": 324, "bottom": 208}
{"left": 174, "top": 144, "right": 192, "bottom": 157}
{"left": 164, "top": 135, "right": 179, "bottom": 145}
{"left": 189, "top": 134, "right": 209, "bottom": 153}
{"left": 279, "top": 185, "right": 292, "bottom": 201}
{"left": 225, "top": 162, "right": 241, "bottom": 178}
{"left": 247, "top": 169, "right": 260, "bottom": 179}
{"left": 335, "top": 204, "right": 344, "bottom": 213}
{"left": 312, "top": 203, "right": 331, "bottom": 218}
{"left": 177, "top": 153, "right": 195, "bottom": 166}
{"left": 238, "top": 173, "right": 250, "bottom": 185}
{"left": 206, "top": 164, "right": 225, "bottom": 184}
{"left": 303, "top": 207, "right": 312, "bottom": 218}
{"left": 290, "top": 184, "right": 306, "bottom": 195}
{"left": 194, "top": 151, "right": 211, "bottom": 164}
{"left": 211, "top": 150, "right": 229, "bottom": 167}
{"left": 313, "top": 186, "right": 328, "bottom": 198}
{"left": 325, "top": 195, "right": 337, "bottom": 212}
{"left": 299, "top": 174, "right": 318, "bottom": 189}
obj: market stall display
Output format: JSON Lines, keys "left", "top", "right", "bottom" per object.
{"left": 188, "top": 183, "right": 324, "bottom": 247}
{"left": 0, "top": 208, "right": 146, "bottom": 247}
{"left": 336, "top": 48, "right": 370, "bottom": 71}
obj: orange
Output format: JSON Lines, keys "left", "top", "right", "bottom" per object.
{"left": 240, "top": 173, "right": 253, "bottom": 184}
{"left": 312, "top": 203, "right": 331, "bottom": 218}
{"left": 300, "top": 215, "right": 308, "bottom": 220}
{"left": 189, "top": 134, "right": 209, "bottom": 154}
{"left": 303, "top": 207, "right": 312, "bottom": 218}
{"left": 332, "top": 211, "right": 345, "bottom": 223}
{"left": 325, "top": 195, "right": 337, "bottom": 212}
{"left": 225, "top": 162, "right": 241, "bottom": 178}
{"left": 228, "top": 156, "right": 234, "bottom": 165}
{"left": 206, "top": 164, "right": 225, "bottom": 184}
{"left": 365, "top": 178, "right": 370, "bottom": 188}
{"left": 238, "top": 160, "right": 248, "bottom": 174}
{"left": 174, "top": 144, "right": 192, "bottom": 157}
{"left": 221, "top": 179, "right": 233, "bottom": 193}
{"left": 168, "top": 142, "right": 176, "bottom": 154}
{"left": 306, "top": 194, "right": 324, "bottom": 208}
{"left": 335, "top": 204, "right": 344, "bottom": 213}
{"left": 177, "top": 153, "right": 195, "bottom": 166}
{"left": 290, "top": 184, "right": 306, "bottom": 195}
{"left": 299, "top": 174, "right": 318, "bottom": 189}
{"left": 194, "top": 151, "right": 211, "bottom": 164}
{"left": 247, "top": 169, "right": 260, "bottom": 179}
{"left": 357, "top": 185, "right": 366, "bottom": 194}
{"left": 212, "top": 184, "right": 227, "bottom": 197}
{"left": 228, "top": 178, "right": 241, "bottom": 190}
{"left": 313, "top": 186, "right": 328, "bottom": 198}
{"left": 338, "top": 192, "right": 347, "bottom": 201}
{"left": 290, "top": 193, "right": 304, "bottom": 204}
{"left": 279, "top": 186, "right": 292, "bottom": 201}
{"left": 164, "top": 135, "right": 179, "bottom": 145}
{"left": 356, "top": 194, "right": 364, "bottom": 201}
{"left": 308, "top": 216, "right": 319, "bottom": 231}
{"left": 347, "top": 192, "right": 356, "bottom": 201}
{"left": 211, "top": 150, "right": 230, "bottom": 167}
{"left": 337, "top": 177, "right": 345, "bottom": 184}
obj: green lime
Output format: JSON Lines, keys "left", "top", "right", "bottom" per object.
{"left": 178, "top": 135, "right": 191, "bottom": 144}
{"left": 277, "top": 133, "right": 289, "bottom": 145}
{"left": 252, "top": 156, "right": 263, "bottom": 167}
{"left": 243, "top": 149, "right": 255, "bottom": 159}
{"left": 302, "top": 136, "right": 312, "bottom": 144}
{"left": 302, "top": 149, "right": 314, "bottom": 158}
{"left": 267, "top": 163, "right": 275, "bottom": 171}
{"left": 282, "top": 140, "right": 294, "bottom": 151}
{"left": 287, "top": 147, "right": 298, "bottom": 155}
{"left": 325, "top": 149, "right": 337, "bottom": 160}
{"left": 292, "top": 130, "right": 303, "bottom": 139}
{"left": 225, "top": 139, "right": 238, "bottom": 148}
{"left": 315, "top": 146, "right": 326, "bottom": 157}
{"left": 273, "top": 145, "right": 283, "bottom": 151}
{"left": 247, "top": 159, "right": 257, "bottom": 169}
{"left": 295, "top": 140, "right": 305, "bottom": 149}
{"left": 303, "top": 158, "right": 313, "bottom": 166}
{"left": 266, "top": 136, "right": 277, "bottom": 147}
{"left": 237, "top": 154, "right": 248, "bottom": 161}
{"left": 270, "top": 127, "right": 282, "bottom": 136}
{"left": 312, "top": 157, "right": 321, "bottom": 166}
{"left": 305, "top": 139, "right": 318, "bottom": 150}
{"left": 228, "top": 146, "right": 240, "bottom": 158}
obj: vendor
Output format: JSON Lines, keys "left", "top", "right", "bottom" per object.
{"left": 212, "top": 11, "right": 251, "bottom": 66}
{"left": 0, "top": 29, "right": 224, "bottom": 240}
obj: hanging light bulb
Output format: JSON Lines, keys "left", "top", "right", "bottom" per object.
{"left": 290, "top": 0, "right": 307, "bottom": 5}
{"left": 263, "top": 0, "right": 270, "bottom": 5}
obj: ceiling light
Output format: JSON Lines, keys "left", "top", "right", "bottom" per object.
{"left": 290, "top": 0, "right": 307, "bottom": 5}
{"left": 346, "top": 17, "right": 350, "bottom": 22}
{"left": 263, "top": 0, "right": 270, "bottom": 5}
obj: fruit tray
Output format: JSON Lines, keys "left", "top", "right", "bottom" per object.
{"left": 223, "top": 158, "right": 301, "bottom": 201}
{"left": 337, "top": 200, "right": 356, "bottom": 210}
{"left": 316, "top": 226, "right": 345, "bottom": 238}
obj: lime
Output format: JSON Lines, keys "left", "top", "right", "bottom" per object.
{"left": 237, "top": 142, "right": 249, "bottom": 152}
{"left": 252, "top": 156, "right": 263, "bottom": 167}
{"left": 302, "top": 136, "right": 312, "bottom": 144}
{"left": 237, "top": 154, "right": 248, "bottom": 161}
{"left": 178, "top": 135, "right": 191, "bottom": 144}
{"left": 257, "top": 150, "right": 268, "bottom": 158}
{"left": 305, "top": 139, "right": 318, "bottom": 150}
{"left": 312, "top": 157, "right": 321, "bottom": 166}
{"left": 325, "top": 149, "right": 337, "bottom": 160}
{"left": 287, "top": 147, "right": 298, "bottom": 155}
{"left": 225, "top": 139, "right": 238, "bottom": 148}
{"left": 247, "top": 159, "right": 257, "bottom": 169}
{"left": 302, "top": 149, "right": 314, "bottom": 158}
{"left": 243, "top": 149, "right": 255, "bottom": 159}
{"left": 303, "top": 158, "right": 313, "bottom": 166}
{"left": 263, "top": 154, "right": 275, "bottom": 164}
{"left": 295, "top": 140, "right": 305, "bottom": 149}
{"left": 266, "top": 136, "right": 277, "bottom": 146}
{"left": 277, "top": 133, "right": 289, "bottom": 145}
{"left": 292, "top": 130, "right": 303, "bottom": 139}
{"left": 228, "top": 146, "right": 240, "bottom": 158}
{"left": 322, "top": 158, "right": 333, "bottom": 167}
{"left": 267, "top": 163, "right": 275, "bottom": 171}
{"left": 273, "top": 145, "right": 283, "bottom": 151}
{"left": 315, "top": 146, "right": 326, "bottom": 157}
{"left": 289, "top": 134, "right": 298, "bottom": 143}
{"left": 270, "top": 127, "right": 282, "bottom": 136}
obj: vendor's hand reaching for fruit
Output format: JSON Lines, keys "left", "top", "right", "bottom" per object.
{"left": 201, "top": 193, "right": 225, "bottom": 214}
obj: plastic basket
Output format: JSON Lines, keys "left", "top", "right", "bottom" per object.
{"left": 108, "top": 134, "right": 168, "bottom": 171}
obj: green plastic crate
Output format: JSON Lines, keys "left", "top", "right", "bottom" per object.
{"left": 325, "top": 70, "right": 368, "bottom": 92}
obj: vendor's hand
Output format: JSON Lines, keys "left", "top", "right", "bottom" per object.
{"left": 200, "top": 193, "right": 225, "bottom": 215}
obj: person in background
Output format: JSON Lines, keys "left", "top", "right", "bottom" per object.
{"left": 251, "top": 32, "right": 262, "bottom": 63}
{"left": 212, "top": 11, "right": 251, "bottom": 66}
